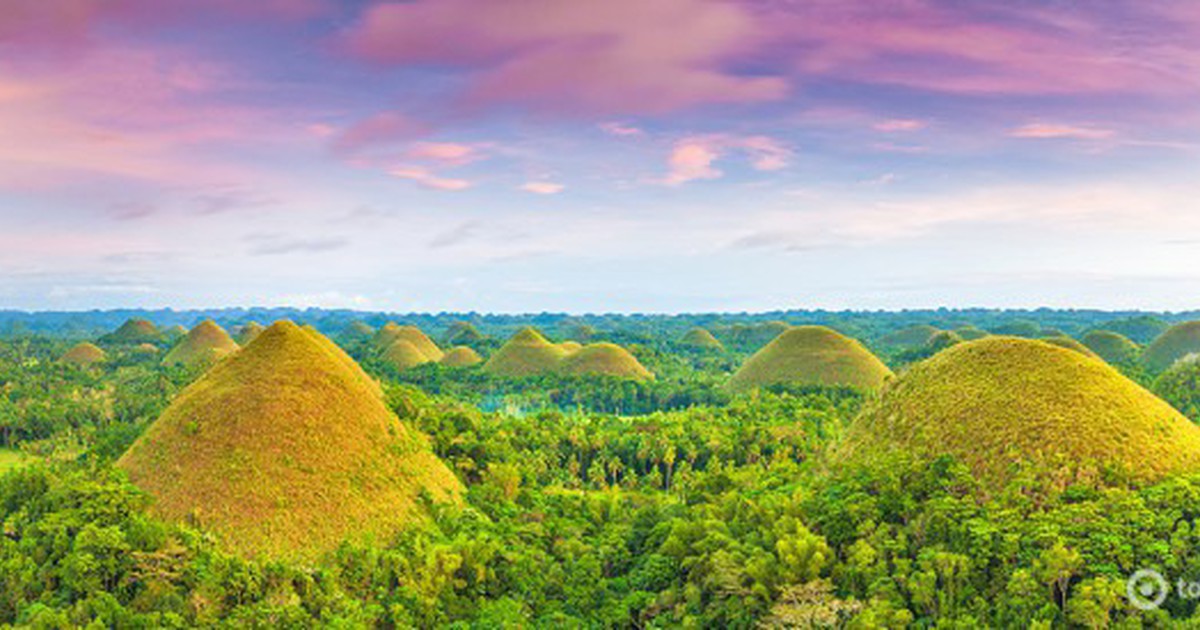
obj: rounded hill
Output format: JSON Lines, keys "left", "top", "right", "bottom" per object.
{"left": 440, "top": 346, "right": 483, "bottom": 367}
{"left": 1039, "top": 335, "right": 1101, "bottom": 359}
{"left": 558, "top": 343, "right": 653, "bottom": 380}
{"left": 100, "top": 318, "right": 161, "bottom": 344}
{"left": 1081, "top": 330, "right": 1139, "bottom": 364}
{"left": 483, "top": 328, "right": 567, "bottom": 377}
{"left": 117, "top": 321, "right": 462, "bottom": 560}
{"left": 162, "top": 321, "right": 238, "bottom": 369}
{"left": 882, "top": 324, "right": 940, "bottom": 347}
{"left": 374, "top": 323, "right": 443, "bottom": 361}
{"left": 1143, "top": 321, "right": 1200, "bottom": 372}
{"left": 840, "top": 337, "right": 1200, "bottom": 489}
{"left": 234, "top": 321, "right": 266, "bottom": 346}
{"left": 680, "top": 327, "right": 724, "bottom": 351}
{"left": 382, "top": 339, "right": 432, "bottom": 370}
{"left": 61, "top": 342, "right": 107, "bottom": 366}
{"left": 729, "top": 326, "right": 892, "bottom": 391}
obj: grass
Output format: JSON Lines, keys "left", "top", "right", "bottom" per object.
{"left": 680, "top": 327, "right": 724, "bottom": 350}
{"left": 100, "top": 318, "right": 162, "bottom": 344}
{"left": 162, "top": 320, "right": 239, "bottom": 369}
{"left": 383, "top": 339, "right": 432, "bottom": 370}
{"left": 118, "top": 321, "right": 462, "bottom": 561}
{"left": 374, "top": 323, "right": 444, "bottom": 360}
{"left": 60, "top": 342, "right": 107, "bottom": 366}
{"left": 1081, "top": 330, "right": 1140, "bottom": 364}
{"left": 881, "top": 324, "right": 940, "bottom": 347}
{"left": 730, "top": 326, "right": 892, "bottom": 391}
{"left": 840, "top": 337, "right": 1200, "bottom": 490}
{"left": 557, "top": 343, "right": 654, "bottom": 380}
{"left": 954, "top": 326, "right": 989, "bottom": 341}
{"left": 1040, "top": 335, "right": 1101, "bottom": 359}
{"left": 444, "top": 321, "right": 484, "bottom": 344}
{"left": 234, "top": 321, "right": 266, "bottom": 346}
{"left": 484, "top": 327, "right": 567, "bottom": 377}
{"left": 1143, "top": 321, "right": 1200, "bottom": 372}
{"left": 440, "top": 346, "right": 483, "bottom": 367}
{"left": 558, "top": 341, "right": 583, "bottom": 354}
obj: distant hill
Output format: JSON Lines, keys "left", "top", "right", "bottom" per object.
{"left": 730, "top": 326, "right": 892, "bottom": 391}
{"left": 1144, "top": 321, "right": 1200, "bottom": 372}
{"left": 162, "top": 321, "right": 238, "bottom": 369}
{"left": 558, "top": 343, "right": 653, "bottom": 380}
{"left": 484, "top": 328, "right": 567, "bottom": 377}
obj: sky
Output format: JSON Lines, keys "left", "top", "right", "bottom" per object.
{"left": 1, "top": 0, "right": 1199, "bottom": 313}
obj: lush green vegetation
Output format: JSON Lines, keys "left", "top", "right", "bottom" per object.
{"left": 1, "top": 308, "right": 1200, "bottom": 626}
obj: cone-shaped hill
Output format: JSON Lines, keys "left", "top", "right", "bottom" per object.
{"left": 882, "top": 324, "right": 940, "bottom": 347}
{"left": 558, "top": 340, "right": 583, "bottom": 354}
{"left": 118, "top": 321, "right": 462, "bottom": 560}
{"left": 484, "top": 328, "right": 567, "bottom": 377}
{"left": 440, "top": 346, "right": 483, "bottom": 367}
{"left": 100, "top": 318, "right": 161, "bottom": 344}
{"left": 558, "top": 343, "right": 653, "bottom": 380}
{"left": 730, "top": 326, "right": 892, "bottom": 391}
{"left": 840, "top": 337, "right": 1200, "bottom": 490}
{"left": 341, "top": 321, "right": 374, "bottom": 342}
{"left": 164, "top": 325, "right": 187, "bottom": 339}
{"left": 1143, "top": 321, "right": 1200, "bottom": 372}
{"left": 680, "top": 327, "right": 724, "bottom": 351}
{"left": 374, "top": 323, "right": 443, "bottom": 361}
{"left": 1039, "top": 335, "right": 1101, "bottom": 359}
{"left": 162, "top": 321, "right": 239, "bottom": 369}
{"left": 132, "top": 343, "right": 159, "bottom": 356}
{"left": 1082, "top": 330, "right": 1139, "bottom": 364}
{"left": 444, "top": 321, "right": 484, "bottom": 345}
{"left": 234, "top": 321, "right": 266, "bottom": 346}
{"left": 925, "top": 330, "right": 963, "bottom": 354}
{"left": 61, "top": 342, "right": 107, "bottom": 366}
{"left": 383, "top": 339, "right": 432, "bottom": 370}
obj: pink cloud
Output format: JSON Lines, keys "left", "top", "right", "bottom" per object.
{"left": 0, "top": 45, "right": 301, "bottom": 191}
{"left": 600, "top": 122, "right": 644, "bottom": 137}
{"left": 874, "top": 119, "right": 927, "bottom": 133}
{"left": 520, "top": 182, "right": 565, "bottom": 195}
{"left": 764, "top": 1, "right": 1200, "bottom": 97}
{"left": 407, "top": 142, "right": 481, "bottom": 166}
{"left": 1010, "top": 123, "right": 1116, "bottom": 140}
{"left": 663, "top": 134, "right": 789, "bottom": 185}
{"left": 341, "top": 0, "right": 787, "bottom": 115}
{"left": 389, "top": 166, "right": 471, "bottom": 191}
{"left": 0, "top": 0, "right": 331, "bottom": 49}
{"left": 331, "top": 112, "right": 427, "bottom": 155}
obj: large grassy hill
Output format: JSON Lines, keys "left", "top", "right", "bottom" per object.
{"left": 118, "top": 321, "right": 462, "bottom": 560}
{"left": 840, "top": 337, "right": 1200, "bottom": 490}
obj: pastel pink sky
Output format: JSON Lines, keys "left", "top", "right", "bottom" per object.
{"left": 1, "top": 0, "right": 1198, "bottom": 311}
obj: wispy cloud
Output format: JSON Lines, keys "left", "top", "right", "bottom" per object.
{"left": 389, "top": 166, "right": 471, "bottom": 191}
{"left": 1010, "top": 123, "right": 1116, "bottom": 140}
{"left": 874, "top": 119, "right": 927, "bottom": 132}
{"left": 520, "top": 181, "right": 565, "bottom": 195}
{"left": 246, "top": 234, "right": 350, "bottom": 256}
{"left": 600, "top": 122, "right": 644, "bottom": 137}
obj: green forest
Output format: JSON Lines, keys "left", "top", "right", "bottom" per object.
{"left": 3, "top": 309, "right": 1200, "bottom": 628}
